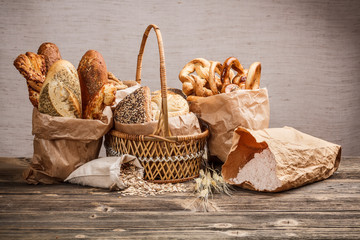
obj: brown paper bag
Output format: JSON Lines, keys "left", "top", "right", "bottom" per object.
{"left": 222, "top": 126, "right": 341, "bottom": 192}
{"left": 23, "top": 107, "right": 113, "bottom": 184}
{"left": 190, "top": 88, "right": 270, "bottom": 162}
{"left": 114, "top": 112, "right": 202, "bottom": 136}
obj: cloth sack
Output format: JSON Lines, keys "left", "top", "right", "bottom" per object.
{"left": 190, "top": 88, "right": 270, "bottom": 162}
{"left": 222, "top": 126, "right": 341, "bottom": 192}
{"left": 65, "top": 154, "right": 143, "bottom": 190}
{"left": 23, "top": 107, "right": 113, "bottom": 184}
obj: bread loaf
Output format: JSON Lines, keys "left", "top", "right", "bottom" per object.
{"left": 38, "top": 60, "right": 82, "bottom": 118}
{"left": 114, "top": 86, "right": 152, "bottom": 124}
{"left": 37, "top": 42, "right": 62, "bottom": 73}
{"left": 151, "top": 90, "right": 189, "bottom": 121}
{"left": 77, "top": 50, "right": 116, "bottom": 119}
{"left": 13, "top": 52, "right": 46, "bottom": 108}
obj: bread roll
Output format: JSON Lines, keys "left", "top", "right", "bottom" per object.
{"left": 114, "top": 86, "right": 152, "bottom": 124}
{"left": 151, "top": 91, "right": 189, "bottom": 121}
{"left": 78, "top": 50, "right": 116, "bottom": 119}
{"left": 37, "top": 42, "right": 62, "bottom": 73}
{"left": 38, "top": 60, "right": 82, "bottom": 118}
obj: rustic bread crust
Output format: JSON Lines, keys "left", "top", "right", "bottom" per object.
{"left": 37, "top": 42, "right": 62, "bottom": 73}
{"left": 77, "top": 50, "right": 115, "bottom": 119}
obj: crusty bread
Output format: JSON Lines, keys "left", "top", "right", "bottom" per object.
{"left": 114, "top": 86, "right": 152, "bottom": 124}
{"left": 78, "top": 50, "right": 116, "bottom": 119}
{"left": 13, "top": 52, "right": 46, "bottom": 108}
{"left": 84, "top": 83, "right": 116, "bottom": 120}
{"left": 151, "top": 90, "right": 189, "bottom": 121}
{"left": 37, "top": 42, "right": 62, "bottom": 73}
{"left": 38, "top": 60, "right": 82, "bottom": 118}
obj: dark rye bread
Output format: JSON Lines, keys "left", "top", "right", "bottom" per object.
{"left": 114, "top": 86, "right": 152, "bottom": 124}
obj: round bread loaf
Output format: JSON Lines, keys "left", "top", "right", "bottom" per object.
{"left": 77, "top": 50, "right": 110, "bottom": 119}
{"left": 37, "top": 42, "right": 62, "bottom": 73}
{"left": 151, "top": 91, "right": 189, "bottom": 121}
{"left": 38, "top": 60, "right": 82, "bottom": 118}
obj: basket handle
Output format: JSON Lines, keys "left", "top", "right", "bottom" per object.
{"left": 135, "top": 24, "right": 170, "bottom": 137}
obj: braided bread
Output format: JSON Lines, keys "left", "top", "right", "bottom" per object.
{"left": 13, "top": 52, "right": 46, "bottom": 108}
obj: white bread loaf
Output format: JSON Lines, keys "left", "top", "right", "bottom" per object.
{"left": 38, "top": 60, "right": 82, "bottom": 118}
{"left": 151, "top": 91, "right": 189, "bottom": 121}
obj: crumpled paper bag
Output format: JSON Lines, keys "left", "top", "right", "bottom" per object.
{"left": 114, "top": 112, "right": 202, "bottom": 136}
{"left": 190, "top": 88, "right": 270, "bottom": 162}
{"left": 65, "top": 154, "right": 143, "bottom": 190}
{"left": 23, "top": 107, "right": 113, "bottom": 184}
{"left": 222, "top": 126, "right": 341, "bottom": 192}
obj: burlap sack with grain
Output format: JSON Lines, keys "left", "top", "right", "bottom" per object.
{"left": 23, "top": 107, "right": 113, "bottom": 184}
{"left": 190, "top": 88, "right": 270, "bottom": 162}
{"left": 222, "top": 126, "right": 341, "bottom": 192}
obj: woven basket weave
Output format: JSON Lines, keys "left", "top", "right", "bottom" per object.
{"left": 105, "top": 24, "right": 209, "bottom": 183}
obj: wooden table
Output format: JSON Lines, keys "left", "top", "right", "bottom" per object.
{"left": 0, "top": 157, "right": 359, "bottom": 239}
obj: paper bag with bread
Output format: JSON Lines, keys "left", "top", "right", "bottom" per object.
{"left": 221, "top": 127, "right": 341, "bottom": 192}
{"left": 179, "top": 57, "right": 270, "bottom": 162}
{"left": 14, "top": 43, "right": 125, "bottom": 184}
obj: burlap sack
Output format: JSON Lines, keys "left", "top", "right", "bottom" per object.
{"left": 190, "top": 88, "right": 270, "bottom": 162}
{"left": 23, "top": 107, "right": 113, "bottom": 184}
{"left": 222, "top": 126, "right": 341, "bottom": 192}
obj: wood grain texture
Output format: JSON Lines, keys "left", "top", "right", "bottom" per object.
{"left": 0, "top": 157, "right": 359, "bottom": 239}
{"left": 1, "top": 0, "right": 359, "bottom": 157}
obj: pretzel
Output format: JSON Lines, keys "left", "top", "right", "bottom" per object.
{"left": 232, "top": 68, "right": 248, "bottom": 90}
{"left": 220, "top": 57, "right": 244, "bottom": 93}
{"left": 208, "top": 61, "right": 223, "bottom": 94}
{"left": 193, "top": 75, "right": 213, "bottom": 97}
{"left": 179, "top": 58, "right": 210, "bottom": 95}
{"left": 246, "top": 62, "right": 261, "bottom": 90}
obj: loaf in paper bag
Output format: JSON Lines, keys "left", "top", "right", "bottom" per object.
{"left": 222, "top": 127, "right": 341, "bottom": 192}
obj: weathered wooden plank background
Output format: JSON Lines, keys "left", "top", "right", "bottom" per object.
{"left": 1, "top": 157, "right": 359, "bottom": 239}
{"left": 1, "top": 0, "right": 359, "bottom": 157}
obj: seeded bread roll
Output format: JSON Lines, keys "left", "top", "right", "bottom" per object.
{"left": 114, "top": 86, "right": 152, "bottom": 124}
{"left": 78, "top": 50, "right": 116, "bottom": 119}
{"left": 37, "top": 42, "right": 62, "bottom": 73}
{"left": 38, "top": 60, "right": 82, "bottom": 118}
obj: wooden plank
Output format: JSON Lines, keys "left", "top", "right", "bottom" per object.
{"left": 0, "top": 157, "right": 359, "bottom": 239}
{"left": 0, "top": 212, "right": 359, "bottom": 239}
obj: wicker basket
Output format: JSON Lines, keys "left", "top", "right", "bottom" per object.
{"left": 105, "top": 24, "right": 209, "bottom": 183}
